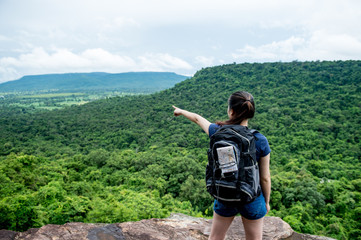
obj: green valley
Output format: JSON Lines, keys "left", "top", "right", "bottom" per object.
{"left": 0, "top": 71, "right": 188, "bottom": 113}
{"left": 0, "top": 61, "right": 360, "bottom": 240}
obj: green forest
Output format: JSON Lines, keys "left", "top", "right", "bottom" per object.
{"left": 0, "top": 61, "right": 360, "bottom": 239}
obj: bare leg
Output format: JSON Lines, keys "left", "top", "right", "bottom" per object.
{"left": 241, "top": 216, "right": 264, "bottom": 240}
{"left": 208, "top": 211, "right": 235, "bottom": 240}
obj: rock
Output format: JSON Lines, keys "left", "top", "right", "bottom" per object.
{"left": 0, "top": 213, "right": 335, "bottom": 240}
{"left": 284, "top": 232, "right": 336, "bottom": 240}
{"left": 0, "top": 230, "right": 17, "bottom": 240}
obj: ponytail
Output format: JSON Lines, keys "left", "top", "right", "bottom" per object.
{"left": 216, "top": 91, "right": 255, "bottom": 126}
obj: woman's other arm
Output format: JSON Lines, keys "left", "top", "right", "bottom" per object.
{"left": 259, "top": 153, "right": 271, "bottom": 213}
{"left": 172, "top": 105, "right": 211, "bottom": 136}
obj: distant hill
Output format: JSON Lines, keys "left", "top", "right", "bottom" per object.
{"left": 0, "top": 72, "right": 188, "bottom": 92}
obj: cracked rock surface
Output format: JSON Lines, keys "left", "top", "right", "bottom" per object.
{"left": 0, "top": 213, "right": 335, "bottom": 240}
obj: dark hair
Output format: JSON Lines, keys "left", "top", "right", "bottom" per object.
{"left": 216, "top": 91, "right": 255, "bottom": 126}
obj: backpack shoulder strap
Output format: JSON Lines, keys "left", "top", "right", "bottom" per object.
{"left": 250, "top": 129, "right": 259, "bottom": 140}
{"left": 250, "top": 129, "right": 258, "bottom": 134}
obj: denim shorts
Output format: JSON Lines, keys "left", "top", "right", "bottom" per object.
{"left": 213, "top": 192, "right": 267, "bottom": 220}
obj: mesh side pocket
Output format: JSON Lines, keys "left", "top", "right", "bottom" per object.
{"left": 244, "top": 164, "right": 259, "bottom": 197}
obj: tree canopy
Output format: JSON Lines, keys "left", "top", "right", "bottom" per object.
{"left": 0, "top": 60, "right": 360, "bottom": 239}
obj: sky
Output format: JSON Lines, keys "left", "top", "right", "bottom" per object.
{"left": 1, "top": 0, "right": 361, "bottom": 83}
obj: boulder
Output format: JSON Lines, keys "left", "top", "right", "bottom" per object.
{"left": 0, "top": 213, "right": 335, "bottom": 240}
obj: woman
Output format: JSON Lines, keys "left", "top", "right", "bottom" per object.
{"left": 173, "top": 91, "right": 271, "bottom": 240}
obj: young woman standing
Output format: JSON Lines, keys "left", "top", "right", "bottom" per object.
{"left": 173, "top": 91, "right": 271, "bottom": 240}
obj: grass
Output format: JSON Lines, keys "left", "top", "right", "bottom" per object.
{"left": 18, "top": 93, "right": 86, "bottom": 99}
{"left": 1, "top": 91, "right": 132, "bottom": 113}
{"left": 1, "top": 91, "right": 152, "bottom": 113}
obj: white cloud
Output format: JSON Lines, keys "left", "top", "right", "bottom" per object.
{"left": 138, "top": 53, "right": 193, "bottom": 71}
{"left": 232, "top": 31, "right": 361, "bottom": 62}
{"left": 301, "top": 31, "right": 361, "bottom": 60}
{"left": 81, "top": 48, "right": 136, "bottom": 69}
{"left": 195, "top": 56, "right": 215, "bottom": 66}
{"left": 232, "top": 37, "right": 306, "bottom": 61}
{"left": 0, "top": 66, "right": 20, "bottom": 83}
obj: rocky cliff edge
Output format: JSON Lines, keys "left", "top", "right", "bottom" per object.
{"left": 0, "top": 213, "right": 335, "bottom": 240}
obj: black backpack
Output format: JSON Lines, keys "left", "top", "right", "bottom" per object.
{"left": 206, "top": 125, "right": 261, "bottom": 205}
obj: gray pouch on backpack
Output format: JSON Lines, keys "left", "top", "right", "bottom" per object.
{"left": 216, "top": 146, "right": 238, "bottom": 174}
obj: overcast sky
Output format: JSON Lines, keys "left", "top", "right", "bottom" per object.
{"left": 1, "top": 0, "right": 361, "bottom": 83}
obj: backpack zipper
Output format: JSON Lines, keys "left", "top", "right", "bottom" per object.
{"left": 213, "top": 183, "right": 253, "bottom": 198}
{"left": 229, "top": 129, "right": 257, "bottom": 166}
{"left": 229, "top": 129, "right": 250, "bottom": 153}
{"left": 212, "top": 189, "right": 253, "bottom": 202}
{"left": 215, "top": 183, "right": 236, "bottom": 189}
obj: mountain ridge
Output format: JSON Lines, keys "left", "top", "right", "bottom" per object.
{"left": 0, "top": 71, "right": 188, "bottom": 92}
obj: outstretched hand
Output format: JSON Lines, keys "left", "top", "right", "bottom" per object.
{"left": 172, "top": 105, "right": 183, "bottom": 117}
{"left": 172, "top": 105, "right": 210, "bottom": 135}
